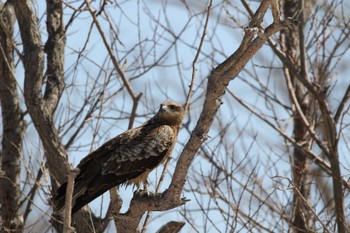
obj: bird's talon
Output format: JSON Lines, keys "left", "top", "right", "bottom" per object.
{"left": 181, "top": 197, "right": 191, "bottom": 204}
{"left": 134, "top": 188, "right": 155, "bottom": 197}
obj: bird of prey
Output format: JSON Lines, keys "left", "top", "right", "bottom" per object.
{"left": 54, "top": 100, "right": 184, "bottom": 214}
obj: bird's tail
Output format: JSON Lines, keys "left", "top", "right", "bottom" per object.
{"left": 53, "top": 176, "right": 123, "bottom": 214}
{"left": 53, "top": 182, "right": 68, "bottom": 213}
{"left": 53, "top": 180, "right": 87, "bottom": 214}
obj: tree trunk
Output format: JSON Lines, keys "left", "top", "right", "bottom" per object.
{"left": 0, "top": 3, "right": 26, "bottom": 232}
{"left": 281, "top": 0, "right": 314, "bottom": 231}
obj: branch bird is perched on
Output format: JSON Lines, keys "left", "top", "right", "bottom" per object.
{"left": 54, "top": 100, "right": 184, "bottom": 214}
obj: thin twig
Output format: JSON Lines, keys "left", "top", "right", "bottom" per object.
{"left": 334, "top": 84, "right": 350, "bottom": 123}
{"left": 185, "top": 0, "right": 213, "bottom": 112}
{"left": 143, "top": 1, "right": 213, "bottom": 231}
{"left": 227, "top": 88, "right": 350, "bottom": 191}
{"left": 141, "top": 155, "right": 172, "bottom": 233}
{"left": 63, "top": 168, "right": 80, "bottom": 233}
{"left": 84, "top": 0, "right": 140, "bottom": 102}
{"left": 23, "top": 168, "right": 43, "bottom": 222}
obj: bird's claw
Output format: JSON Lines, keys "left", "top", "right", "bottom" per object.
{"left": 134, "top": 188, "right": 155, "bottom": 197}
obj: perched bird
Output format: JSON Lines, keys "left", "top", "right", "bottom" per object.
{"left": 54, "top": 100, "right": 184, "bottom": 214}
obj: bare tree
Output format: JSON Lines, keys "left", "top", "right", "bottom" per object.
{"left": 0, "top": 0, "right": 349, "bottom": 232}
{"left": 182, "top": 0, "right": 350, "bottom": 232}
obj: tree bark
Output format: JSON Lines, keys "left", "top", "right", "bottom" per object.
{"left": 12, "top": 1, "right": 104, "bottom": 232}
{"left": 0, "top": 3, "right": 26, "bottom": 232}
{"left": 280, "top": 0, "right": 314, "bottom": 231}
{"left": 13, "top": 0, "right": 69, "bottom": 186}
{"left": 281, "top": 1, "right": 348, "bottom": 232}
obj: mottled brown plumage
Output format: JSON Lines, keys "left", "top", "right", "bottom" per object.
{"left": 54, "top": 101, "right": 184, "bottom": 214}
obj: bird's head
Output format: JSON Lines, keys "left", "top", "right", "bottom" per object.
{"left": 154, "top": 100, "right": 184, "bottom": 126}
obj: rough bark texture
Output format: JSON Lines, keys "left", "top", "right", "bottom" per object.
{"left": 281, "top": 1, "right": 314, "bottom": 231}
{"left": 11, "top": 1, "right": 102, "bottom": 232}
{"left": 156, "top": 221, "right": 185, "bottom": 233}
{"left": 0, "top": 3, "right": 26, "bottom": 232}
{"left": 44, "top": 0, "right": 66, "bottom": 116}
{"left": 13, "top": 0, "right": 69, "bottom": 185}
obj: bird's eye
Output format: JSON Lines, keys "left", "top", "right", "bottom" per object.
{"left": 169, "top": 105, "right": 176, "bottom": 110}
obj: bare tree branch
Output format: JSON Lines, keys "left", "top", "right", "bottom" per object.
{"left": 156, "top": 221, "right": 185, "bottom": 233}
{"left": 13, "top": 0, "right": 69, "bottom": 185}
{"left": 0, "top": 2, "right": 25, "bottom": 232}
{"left": 44, "top": 0, "right": 66, "bottom": 115}
{"left": 2, "top": 1, "right": 349, "bottom": 232}
{"left": 114, "top": 1, "right": 296, "bottom": 231}
{"left": 63, "top": 169, "right": 79, "bottom": 233}
{"left": 169, "top": 0, "right": 290, "bottom": 200}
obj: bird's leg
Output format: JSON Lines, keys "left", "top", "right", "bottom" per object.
{"left": 143, "top": 180, "right": 149, "bottom": 194}
{"left": 135, "top": 180, "right": 154, "bottom": 197}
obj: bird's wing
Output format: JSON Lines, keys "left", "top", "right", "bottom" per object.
{"left": 100, "top": 124, "right": 175, "bottom": 177}
{"left": 63, "top": 125, "right": 176, "bottom": 213}
{"left": 72, "top": 124, "right": 175, "bottom": 191}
